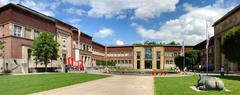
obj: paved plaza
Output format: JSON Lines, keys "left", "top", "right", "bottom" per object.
{"left": 31, "top": 75, "right": 154, "bottom": 95}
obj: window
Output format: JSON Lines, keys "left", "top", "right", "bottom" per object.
{"left": 24, "top": 28, "right": 32, "bottom": 39}
{"left": 13, "top": 25, "right": 22, "bottom": 37}
{"left": 34, "top": 30, "right": 40, "bottom": 39}
{"left": 83, "top": 44, "right": 85, "bottom": 50}
{"left": 156, "top": 51, "right": 161, "bottom": 59}
{"left": 166, "top": 60, "right": 169, "bottom": 64}
{"left": 137, "top": 51, "right": 141, "bottom": 59}
{"left": 62, "top": 38, "right": 67, "bottom": 50}
{"left": 145, "top": 47, "right": 152, "bottom": 59}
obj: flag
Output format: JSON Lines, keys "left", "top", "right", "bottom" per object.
{"left": 180, "top": 41, "right": 185, "bottom": 56}
{"left": 206, "top": 20, "right": 210, "bottom": 49}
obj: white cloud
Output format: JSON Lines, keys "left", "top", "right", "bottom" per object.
{"left": 69, "top": 18, "right": 81, "bottom": 23}
{"left": 95, "top": 28, "right": 114, "bottom": 38}
{"left": 116, "top": 15, "right": 127, "bottom": 20}
{"left": 62, "top": 0, "right": 179, "bottom": 20}
{"left": 116, "top": 39, "right": 124, "bottom": 45}
{"left": 0, "top": 0, "right": 60, "bottom": 17}
{"left": 65, "top": 7, "right": 86, "bottom": 16}
{"left": 19, "top": 0, "right": 57, "bottom": 16}
{"left": 0, "top": 0, "right": 20, "bottom": 7}
{"left": 132, "top": 0, "right": 237, "bottom": 45}
{"left": 183, "top": 2, "right": 193, "bottom": 11}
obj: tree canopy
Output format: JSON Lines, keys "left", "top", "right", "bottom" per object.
{"left": 174, "top": 50, "right": 200, "bottom": 70}
{"left": 222, "top": 26, "right": 240, "bottom": 65}
{"left": 32, "top": 32, "right": 59, "bottom": 72}
{"left": 132, "top": 41, "right": 180, "bottom": 46}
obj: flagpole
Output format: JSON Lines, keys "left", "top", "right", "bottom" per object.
{"left": 105, "top": 44, "right": 107, "bottom": 69}
{"left": 181, "top": 41, "right": 185, "bottom": 73}
{"left": 183, "top": 42, "right": 185, "bottom": 73}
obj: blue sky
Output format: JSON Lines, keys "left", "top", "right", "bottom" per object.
{"left": 1, "top": 0, "right": 240, "bottom": 45}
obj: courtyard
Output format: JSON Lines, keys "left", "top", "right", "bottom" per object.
{"left": 0, "top": 73, "right": 108, "bottom": 95}
{"left": 0, "top": 73, "right": 240, "bottom": 95}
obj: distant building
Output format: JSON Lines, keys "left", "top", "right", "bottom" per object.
{"left": 213, "top": 4, "right": 240, "bottom": 72}
{"left": 133, "top": 45, "right": 192, "bottom": 70}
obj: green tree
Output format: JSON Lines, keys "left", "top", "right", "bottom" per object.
{"left": 133, "top": 41, "right": 180, "bottom": 46}
{"left": 32, "top": 32, "right": 59, "bottom": 72}
{"left": 175, "top": 50, "right": 200, "bottom": 70}
{"left": 222, "top": 27, "right": 240, "bottom": 68}
{"left": 167, "top": 41, "right": 180, "bottom": 45}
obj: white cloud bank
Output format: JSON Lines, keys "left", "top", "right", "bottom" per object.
{"left": 116, "top": 39, "right": 124, "bottom": 45}
{"left": 0, "top": 0, "right": 60, "bottom": 17}
{"left": 132, "top": 0, "right": 238, "bottom": 45}
{"left": 62, "top": 0, "right": 179, "bottom": 20}
{"left": 95, "top": 27, "right": 114, "bottom": 38}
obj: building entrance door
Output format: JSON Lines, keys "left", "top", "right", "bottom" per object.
{"left": 145, "top": 60, "right": 152, "bottom": 69}
{"left": 137, "top": 61, "right": 140, "bottom": 69}
{"left": 62, "top": 54, "right": 67, "bottom": 64}
{"left": 157, "top": 61, "right": 160, "bottom": 69}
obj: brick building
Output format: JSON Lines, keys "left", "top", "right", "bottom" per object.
{"left": 213, "top": 4, "right": 240, "bottom": 72}
{"left": 0, "top": 3, "right": 194, "bottom": 73}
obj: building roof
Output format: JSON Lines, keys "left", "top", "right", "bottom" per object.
{"left": 0, "top": 3, "right": 78, "bottom": 30}
{"left": 92, "top": 41, "right": 105, "bottom": 47}
{"left": 107, "top": 45, "right": 133, "bottom": 48}
{"left": 0, "top": 3, "right": 55, "bottom": 22}
{"left": 133, "top": 44, "right": 193, "bottom": 47}
{"left": 213, "top": 4, "right": 240, "bottom": 26}
{"left": 193, "top": 36, "right": 214, "bottom": 50}
{"left": 0, "top": 3, "right": 93, "bottom": 38}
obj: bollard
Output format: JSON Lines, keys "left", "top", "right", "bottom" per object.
{"left": 152, "top": 70, "right": 154, "bottom": 76}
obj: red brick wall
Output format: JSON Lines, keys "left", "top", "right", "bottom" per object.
{"left": 56, "top": 22, "right": 72, "bottom": 33}
{"left": 4, "top": 36, "right": 33, "bottom": 58}
{"left": 72, "top": 32, "right": 92, "bottom": 44}
{"left": 164, "top": 46, "right": 192, "bottom": 52}
{"left": 107, "top": 46, "right": 133, "bottom": 52}
{"left": 92, "top": 42, "right": 105, "bottom": 53}
{"left": 12, "top": 8, "right": 55, "bottom": 34}
{"left": 0, "top": 9, "right": 12, "bottom": 24}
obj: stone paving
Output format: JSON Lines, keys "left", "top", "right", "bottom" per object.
{"left": 30, "top": 75, "right": 154, "bottom": 95}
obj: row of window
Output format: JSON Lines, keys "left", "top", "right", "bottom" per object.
{"left": 107, "top": 52, "right": 132, "bottom": 57}
{"left": 164, "top": 52, "right": 179, "bottom": 57}
{"left": 110, "top": 60, "right": 132, "bottom": 64}
{"left": 13, "top": 24, "right": 40, "bottom": 39}
{"left": 136, "top": 51, "right": 161, "bottom": 59}
{"left": 165, "top": 60, "right": 174, "bottom": 64}
{"left": 73, "top": 42, "right": 92, "bottom": 52}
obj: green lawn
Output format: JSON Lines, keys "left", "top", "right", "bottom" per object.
{"left": 155, "top": 75, "right": 240, "bottom": 95}
{"left": 0, "top": 73, "right": 109, "bottom": 95}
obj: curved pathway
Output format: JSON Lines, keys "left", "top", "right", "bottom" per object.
{"left": 31, "top": 75, "right": 154, "bottom": 95}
